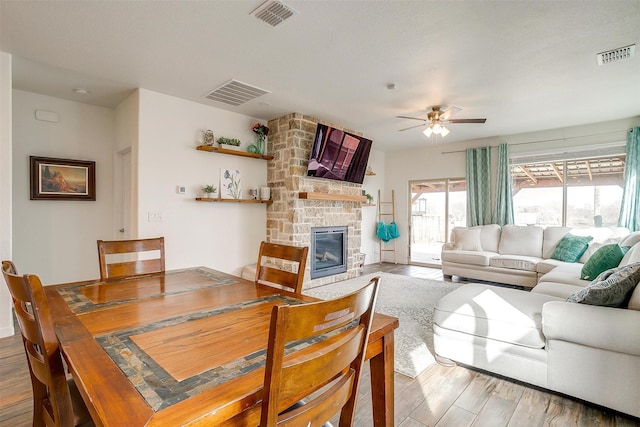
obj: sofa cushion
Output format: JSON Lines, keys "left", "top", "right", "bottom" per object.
{"left": 499, "top": 225, "right": 543, "bottom": 257}
{"left": 478, "top": 224, "right": 502, "bottom": 253}
{"left": 490, "top": 255, "right": 540, "bottom": 272}
{"left": 537, "top": 263, "right": 590, "bottom": 288}
{"left": 578, "top": 241, "right": 602, "bottom": 263}
{"left": 628, "top": 283, "right": 640, "bottom": 310}
{"left": 434, "top": 284, "right": 563, "bottom": 349}
{"left": 620, "top": 231, "right": 640, "bottom": 248}
{"left": 441, "top": 249, "right": 495, "bottom": 266}
{"left": 531, "top": 282, "right": 587, "bottom": 299}
{"left": 620, "top": 242, "right": 640, "bottom": 266}
{"left": 567, "top": 262, "right": 640, "bottom": 307}
{"left": 452, "top": 227, "right": 483, "bottom": 251}
{"left": 536, "top": 258, "right": 575, "bottom": 275}
{"left": 580, "top": 244, "right": 630, "bottom": 280}
{"left": 550, "top": 234, "right": 592, "bottom": 262}
{"left": 542, "top": 227, "right": 571, "bottom": 259}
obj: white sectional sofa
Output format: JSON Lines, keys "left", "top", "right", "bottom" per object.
{"left": 441, "top": 224, "right": 630, "bottom": 288}
{"left": 434, "top": 231, "right": 640, "bottom": 418}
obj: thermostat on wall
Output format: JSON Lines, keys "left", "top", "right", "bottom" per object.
{"left": 177, "top": 185, "right": 186, "bottom": 194}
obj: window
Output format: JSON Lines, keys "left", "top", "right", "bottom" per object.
{"left": 409, "top": 178, "right": 466, "bottom": 265}
{"left": 511, "top": 155, "right": 625, "bottom": 227}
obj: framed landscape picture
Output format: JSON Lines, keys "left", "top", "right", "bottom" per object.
{"left": 30, "top": 156, "right": 96, "bottom": 201}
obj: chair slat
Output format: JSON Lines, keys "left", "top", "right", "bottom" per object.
{"left": 260, "top": 276, "right": 380, "bottom": 427}
{"left": 97, "top": 237, "right": 165, "bottom": 280}
{"left": 255, "top": 242, "right": 308, "bottom": 294}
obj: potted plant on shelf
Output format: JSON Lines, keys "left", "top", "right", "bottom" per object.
{"left": 202, "top": 184, "right": 217, "bottom": 198}
{"left": 216, "top": 137, "right": 241, "bottom": 150}
{"left": 365, "top": 193, "right": 374, "bottom": 204}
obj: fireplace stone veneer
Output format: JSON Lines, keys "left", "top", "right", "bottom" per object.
{"left": 266, "top": 113, "right": 364, "bottom": 289}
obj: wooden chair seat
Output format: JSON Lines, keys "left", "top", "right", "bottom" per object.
{"left": 260, "top": 276, "right": 380, "bottom": 426}
{"left": 255, "top": 241, "right": 309, "bottom": 294}
{"left": 97, "top": 237, "right": 165, "bottom": 280}
{"left": 2, "top": 260, "right": 94, "bottom": 427}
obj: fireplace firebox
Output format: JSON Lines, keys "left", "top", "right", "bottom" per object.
{"left": 310, "top": 226, "right": 348, "bottom": 279}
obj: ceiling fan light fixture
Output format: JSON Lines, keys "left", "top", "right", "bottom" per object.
{"left": 440, "top": 126, "right": 450, "bottom": 137}
{"left": 432, "top": 123, "right": 441, "bottom": 133}
{"left": 423, "top": 127, "right": 433, "bottom": 137}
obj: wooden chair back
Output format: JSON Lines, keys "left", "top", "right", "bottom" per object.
{"left": 97, "top": 237, "right": 165, "bottom": 280}
{"left": 255, "top": 241, "right": 309, "bottom": 294}
{"left": 260, "top": 276, "right": 381, "bottom": 427}
{"left": 2, "top": 260, "right": 89, "bottom": 427}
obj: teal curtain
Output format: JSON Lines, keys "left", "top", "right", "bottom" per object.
{"left": 618, "top": 127, "right": 640, "bottom": 232}
{"left": 494, "top": 143, "right": 514, "bottom": 226}
{"left": 466, "top": 147, "right": 492, "bottom": 226}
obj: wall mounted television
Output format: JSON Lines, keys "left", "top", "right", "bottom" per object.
{"left": 306, "top": 124, "right": 373, "bottom": 184}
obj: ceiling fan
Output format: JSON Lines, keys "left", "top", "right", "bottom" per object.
{"left": 397, "top": 105, "right": 486, "bottom": 137}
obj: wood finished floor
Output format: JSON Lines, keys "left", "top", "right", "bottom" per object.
{"left": 1, "top": 263, "right": 639, "bottom": 426}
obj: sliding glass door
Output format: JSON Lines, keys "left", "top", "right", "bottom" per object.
{"left": 409, "top": 178, "right": 466, "bottom": 266}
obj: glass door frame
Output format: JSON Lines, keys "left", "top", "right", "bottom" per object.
{"left": 408, "top": 177, "right": 465, "bottom": 267}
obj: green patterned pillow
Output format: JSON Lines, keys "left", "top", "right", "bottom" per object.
{"left": 550, "top": 234, "right": 593, "bottom": 262}
{"left": 567, "top": 262, "right": 640, "bottom": 307}
{"left": 580, "top": 244, "right": 630, "bottom": 280}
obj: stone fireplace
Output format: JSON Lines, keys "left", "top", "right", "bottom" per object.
{"left": 266, "top": 113, "right": 364, "bottom": 289}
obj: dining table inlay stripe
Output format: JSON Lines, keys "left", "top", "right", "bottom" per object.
{"left": 56, "top": 268, "right": 237, "bottom": 313}
{"left": 95, "top": 294, "right": 305, "bottom": 411}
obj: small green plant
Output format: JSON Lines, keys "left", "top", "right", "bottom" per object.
{"left": 216, "top": 136, "right": 241, "bottom": 146}
{"left": 202, "top": 184, "right": 217, "bottom": 194}
{"left": 365, "top": 193, "right": 373, "bottom": 203}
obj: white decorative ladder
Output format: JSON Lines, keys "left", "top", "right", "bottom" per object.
{"left": 378, "top": 189, "right": 397, "bottom": 264}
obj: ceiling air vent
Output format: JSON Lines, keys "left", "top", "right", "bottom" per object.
{"left": 203, "top": 80, "right": 271, "bottom": 106}
{"left": 251, "top": 0, "right": 297, "bottom": 28}
{"left": 597, "top": 44, "right": 635, "bottom": 65}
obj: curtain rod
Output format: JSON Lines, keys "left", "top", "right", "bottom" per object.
{"left": 440, "top": 129, "right": 629, "bottom": 155}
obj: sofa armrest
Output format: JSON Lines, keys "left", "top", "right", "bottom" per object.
{"left": 542, "top": 301, "right": 640, "bottom": 355}
{"left": 442, "top": 242, "right": 455, "bottom": 251}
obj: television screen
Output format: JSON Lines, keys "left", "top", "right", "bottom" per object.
{"left": 306, "top": 124, "right": 372, "bottom": 184}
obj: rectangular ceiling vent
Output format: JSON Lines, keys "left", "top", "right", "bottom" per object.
{"left": 203, "top": 80, "right": 271, "bottom": 106}
{"left": 251, "top": 0, "right": 297, "bottom": 28}
{"left": 597, "top": 44, "right": 635, "bottom": 65}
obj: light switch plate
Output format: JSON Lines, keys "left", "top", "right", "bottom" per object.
{"left": 177, "top": 185, "right": 186, "bottom": 194}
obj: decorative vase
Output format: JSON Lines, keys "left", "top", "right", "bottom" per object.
{"left": 256, "top": 136, "right": 266, "bottom": 155}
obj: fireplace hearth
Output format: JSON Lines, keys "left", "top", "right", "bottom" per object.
{"left": 310, "top": 226, "right": 347, "bottom": 279}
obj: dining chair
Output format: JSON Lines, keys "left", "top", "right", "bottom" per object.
{"left": 1, "top": 260, "right": 93, "bottom": 427}
{"left": 97, "top": 237, "right": 165, "bottom": 280}
{"left": 260, "top": 276, "right": 381, "bottom": 427}
{"left": 255, "top": 241, "right": 309, "bottom": 294}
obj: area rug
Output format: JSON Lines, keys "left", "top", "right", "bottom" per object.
{"left": 304, "top": 272, "right": 460, "bottom": 378}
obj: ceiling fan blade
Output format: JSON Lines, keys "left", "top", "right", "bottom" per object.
{"left": 397, "top": 115, "right": 427, "bottom": 121}
{"left": 398, "top": 123, "right": 427, "bottom": 131}
{"left": 446, "top": 118, "right": 487, "bottom": 124}
{"left": 439, "top": 106, "right": 462, "bottom": 120}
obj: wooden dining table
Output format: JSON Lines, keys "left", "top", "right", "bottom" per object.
{"left": 44, "top": 267, "right": 399, "bottom": 426}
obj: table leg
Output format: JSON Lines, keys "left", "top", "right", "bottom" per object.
{"left": 369, "top": 332, "right": 394, "bottom": 427}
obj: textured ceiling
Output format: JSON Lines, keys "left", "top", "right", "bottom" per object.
{"left": 1, "top": 0, "right": 639, "bottom": 151}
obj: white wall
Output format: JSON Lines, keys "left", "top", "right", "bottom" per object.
{"left": 360, "top": 148, "right": 385, "bottom": 264}
{"left": 12, "top": 90, "right": 116, "bottom": 284}
{"left": 136, "top": 89, "right": 268, "bottom": 276}
{"left": 0, "top": 52, "right": 13, "bottom": 337}
{"left": 385, "top": 116, "right": 640, "bottom": 264}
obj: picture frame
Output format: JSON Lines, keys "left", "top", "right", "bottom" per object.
{"left": 30, "top": 156, "right": 96, "bottom": 201}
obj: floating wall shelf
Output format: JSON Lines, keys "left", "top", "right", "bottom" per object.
{"left": 195, "top": 198, "right": 273, "bottom": 204}
{"left": 298, "top": 192, "right": 367, "bottom": 202}
{"left": 196, "top": 145, "right": 274, "bottom": 160}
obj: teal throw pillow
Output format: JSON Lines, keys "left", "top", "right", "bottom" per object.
{"left": 567, "top": 262, "right": 640, "bottom": 307}
{"left": 550, "top": 234, "right": 593, "bottom": 263}
{"left": 580, "top": 244, "right": 630, "bottom": 280}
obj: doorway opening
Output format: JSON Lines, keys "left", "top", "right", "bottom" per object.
{"left": 409, "top": 178, "right": 466, "bottom": 267}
